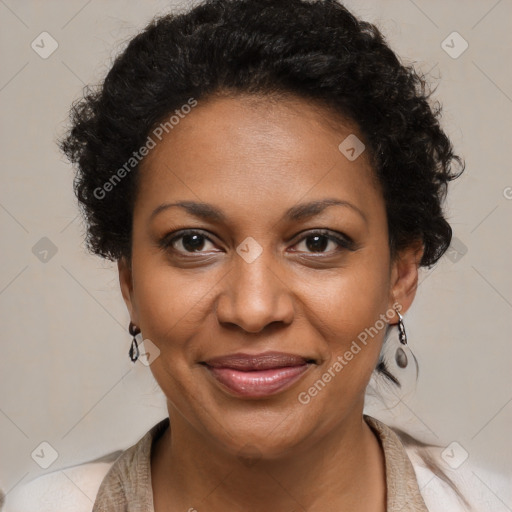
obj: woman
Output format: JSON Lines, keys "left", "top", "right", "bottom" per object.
{"left": 3, "top": 0, "right": 507, "bottom": 510}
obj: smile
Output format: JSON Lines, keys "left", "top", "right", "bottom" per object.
{"left": 201, "top": 351, "right": 316, "bottom": 398}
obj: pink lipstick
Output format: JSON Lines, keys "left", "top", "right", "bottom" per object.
{"left": 201, "top": 351, "right": 314, "bottom": 398}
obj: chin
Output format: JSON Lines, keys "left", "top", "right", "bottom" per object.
{"left": 206, "top": 409, "right": 315, "bottom": 461}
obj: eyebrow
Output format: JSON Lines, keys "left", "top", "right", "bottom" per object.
{"left": 149, "top": 198, "right": 367, "bottom": 224}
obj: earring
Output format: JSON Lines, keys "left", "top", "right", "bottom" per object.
{"left": 129, "top": 322, "right": 140, "bottom": 362}
{"left": 394, "top": 308, "right": 408, "bottom": 369}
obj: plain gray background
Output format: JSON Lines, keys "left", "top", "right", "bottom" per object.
{"left": 1, "top": 0, "right": 511, "bottom": 504}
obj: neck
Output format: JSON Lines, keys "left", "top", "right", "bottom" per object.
{"left": 152, "top": 405, "right": 386, "bottom": 512}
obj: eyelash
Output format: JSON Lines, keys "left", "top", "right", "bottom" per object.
{"left": 159, "top": 229, "right": 355, "bottom": 256}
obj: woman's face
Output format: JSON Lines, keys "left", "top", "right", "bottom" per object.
{"left": 119, "top": 94, "right": 419, "bottom": 458}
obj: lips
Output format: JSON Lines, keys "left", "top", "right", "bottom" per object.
{"left": 203, "top": 351, "right": 314, "bottom": 370}
{"left": 201, "top": 351, "right": 315, "bottom": 398}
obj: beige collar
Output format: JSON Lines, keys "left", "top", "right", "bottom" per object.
{"left": 364, "top": 415, "right": 429, "bottom": 511}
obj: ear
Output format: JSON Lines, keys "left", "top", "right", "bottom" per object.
{"left": 389, "top": 240, "right": 424, "bottom": 319}
{"left": 118, "top": 256, "right": 139, "bottom": 325}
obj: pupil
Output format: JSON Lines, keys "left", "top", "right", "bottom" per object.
{"left": 306, "top": 235, "right": 328, "bottom": 252}
{"left": 183, "top": 234, "right": 205, "bottom": 252}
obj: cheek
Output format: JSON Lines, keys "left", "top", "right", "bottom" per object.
{"left": 291, "top": 269, "right": 392, "bottom": 434}
{"left": 312, "top": 249, "right": 391, "bottom": 380}
{"left": 131, "top": 251, "right": 216, "bottom": 345}
{"left": 130, "top": 256, "right": 215, "bottom": 409}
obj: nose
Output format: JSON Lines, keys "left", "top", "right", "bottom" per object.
{"left": 215, "top": 252, "right": 295, "bottom": 334}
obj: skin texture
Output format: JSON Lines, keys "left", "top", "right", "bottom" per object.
{"left": 118, "top": 94, "right": 423, "bottom": 511}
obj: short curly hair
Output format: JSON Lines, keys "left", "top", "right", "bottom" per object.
{"left": 59, "top": 0, "right": 464, "bottom": 267}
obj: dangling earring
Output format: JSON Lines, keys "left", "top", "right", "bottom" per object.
{"left": 129, "top": 322, "right": 140, "bottom": 362}
{"left": 394, "top": 307, "right": 408, "bottom": 368}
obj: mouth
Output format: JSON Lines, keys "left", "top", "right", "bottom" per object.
{"left": 200, "top": 351, "right": 317, "bottom": 398}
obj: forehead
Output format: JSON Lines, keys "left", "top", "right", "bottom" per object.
{"left": 135, "top": 94, "right": 382, "bottom": 222}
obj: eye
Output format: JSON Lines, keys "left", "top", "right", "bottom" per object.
{"left": 291, "top": 229, "right": 354, "bottom": 254}
{"left": 160, "top": 230, "right": 218, "bottom": 254}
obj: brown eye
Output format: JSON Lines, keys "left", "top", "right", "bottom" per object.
{"left": 160, "top": 230, "right": 217, "bottom": 254}
{"left": 291, "top": 230, "right": 354, "bottom": 254}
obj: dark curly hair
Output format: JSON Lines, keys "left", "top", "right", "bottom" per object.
{"left": 59, "top": 0, "right": 464, "bottom": 268}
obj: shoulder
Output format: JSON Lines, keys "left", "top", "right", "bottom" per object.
{"left": 405, "top": 445, "right": 512, "bottom": 512}
{"left": 2, "top": 419, "right": 169, "bottom": 512}
{"left": 1, "top": 457, "right": 119, "bottom": 512}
